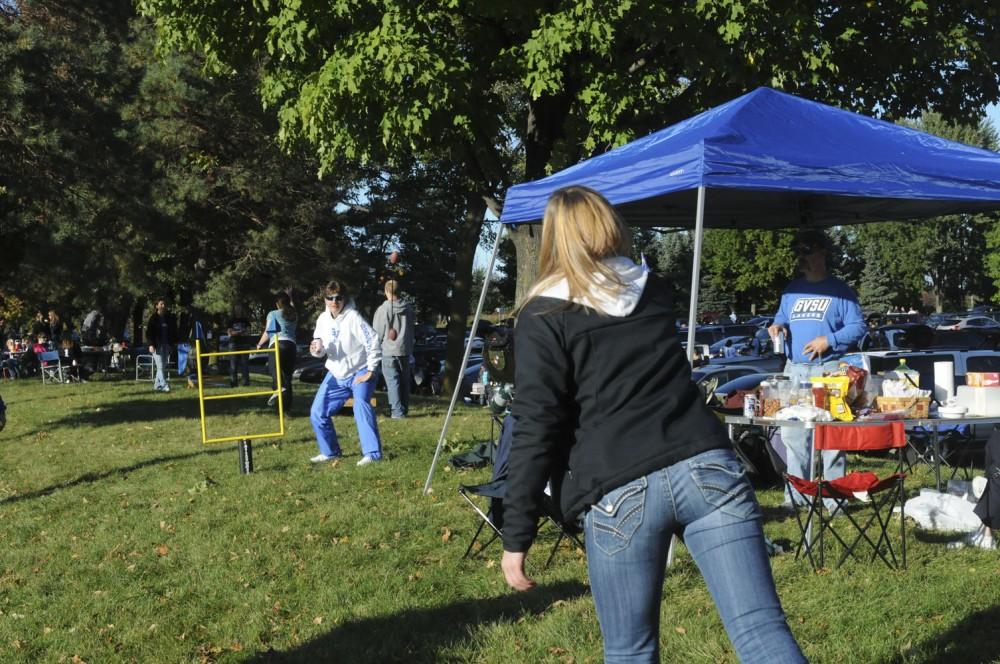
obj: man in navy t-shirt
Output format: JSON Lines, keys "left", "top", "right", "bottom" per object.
{"left": 768, "top": 230, "right": 865, "bottom": 508}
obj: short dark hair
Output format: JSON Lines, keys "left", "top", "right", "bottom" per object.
{"left": 792, "top": 229, "right": 829, "bottom": 254}
{"left": 324, "top": 280, "right": 349, "bottom": 298}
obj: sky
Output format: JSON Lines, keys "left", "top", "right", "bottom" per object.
{"left": 987, "top": 103, "right": 1000, "bottom": 132}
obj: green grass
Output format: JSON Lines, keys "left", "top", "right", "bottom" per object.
{"left": 0, "top": 374, "right": 998, "bottom": 663}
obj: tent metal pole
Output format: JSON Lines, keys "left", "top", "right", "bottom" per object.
{"left": 423, "top": 222, "right": 506, "bottom": 495}
{"left": 671, "top": 185, "right": 707, "bottom": 568}
{"left": 685, "top": 186, "right": 707, "bottom": 362}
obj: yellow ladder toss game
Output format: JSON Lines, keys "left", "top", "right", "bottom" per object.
{"left": 194, "top": 339, "right": 285, "bottom": 473}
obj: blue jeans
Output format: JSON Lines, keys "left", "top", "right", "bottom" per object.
{"left": 310, "top": 370, "right": 382, "bottom": 459}
{"left": 584, "top": 448, "right": 804, "bottom": 664}
{"left": 152, "top": 344, "right": 171, "bottom": 391}
{"left": 229, "top": 344, "right": 250, "bottom": 386}
{"left": 782, "top": 359, "right": 846, "bottom": 505}
{"left": 382, "top": 355, "right": 410, "bottom": 417}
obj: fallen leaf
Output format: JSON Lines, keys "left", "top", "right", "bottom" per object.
{"left": 312, "top": 617, "right": 323, "bottom": 625}
{"left": 155, "top": 545, "right": 169, "bottom": 557}
{"left": 441, "top": 528, "right": 452, "bottom": 542}
{"left": 675, "top": 626, "right": 687, "bottom": 635}
{"left": 548, "top": 647, "right": 568, "bottom": 655}
{"left": 281, "top": 526, "right": 290, "bottom": 533}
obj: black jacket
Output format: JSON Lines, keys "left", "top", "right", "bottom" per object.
{"left": 502, "top": 273, "right": 731, "bottom": 552}
{"left": 146, "top": 313, "right": 179, "bottom": 347}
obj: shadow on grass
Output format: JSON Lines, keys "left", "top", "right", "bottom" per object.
{"left": 886, "top": 604, "right": 1000, "bottom": 664}
{"left": 0, "top": 446, "right": 230, "bottom": 506}
{"left": 45, "top": 394, "right": 272, "bottom": 429}
{"left": 247, "top": 580, "right": 590, "bottom": 663}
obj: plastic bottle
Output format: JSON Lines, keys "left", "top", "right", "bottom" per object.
{"left": 811, "top": 381, "right": 828, "bottom": 409}
{"left": 798, "top": 380, "right": 813, "bottom": 406}
{"left": 892, "top": 358, "right": 920, "bottom": 388}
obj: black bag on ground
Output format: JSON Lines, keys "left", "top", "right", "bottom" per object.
{"left": 732, "top": 429, "right": 784, "bottom": 489}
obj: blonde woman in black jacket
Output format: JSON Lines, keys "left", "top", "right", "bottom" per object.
{"left": 500, "top": 186, "right": 804, "bottom": 664}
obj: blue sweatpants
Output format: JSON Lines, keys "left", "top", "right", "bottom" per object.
{"left": 310, "top": 370, "right": 382, "bottom": 459}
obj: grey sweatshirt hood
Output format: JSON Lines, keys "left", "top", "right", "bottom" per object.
{"left": 535, "top": 256, "right": 648, "bottom": 317}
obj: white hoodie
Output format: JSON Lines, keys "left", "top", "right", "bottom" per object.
{"left": 311, "top": 304, "right": 381, "bottom": 379}
{"left": 534, "top": 256, "right": 648, "bottom": 317}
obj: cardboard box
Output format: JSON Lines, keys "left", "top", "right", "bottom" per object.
{"left": 967, "top": 372, "right": 1000, "bottom": 387}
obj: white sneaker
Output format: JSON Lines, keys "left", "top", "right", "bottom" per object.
{"left": 356, "top": 455, "right": 379, "bottom": 466}
{"left": 310, "top": 454, "right": 337, "bottom": 463}
{"left": 163, "top": 385, "right": 170, "bottom": 393}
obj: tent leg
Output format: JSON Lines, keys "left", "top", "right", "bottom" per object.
{"left": 685, "top": 185, "right": 707, "bottom": 363}
{"left": 672, "top": 185, "right": 707, "bottom": 568}
{"left": 423, "top": 222, "right": 506, "bottom": 495}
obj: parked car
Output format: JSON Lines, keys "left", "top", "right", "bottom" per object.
{"left": 680, "top": 324, "right": 761, "bottom": 346}
{"left": 433, "top": 355, "right": 484, "bottom": 401}
{"left": 861, "top": 324, "right": 1000, "bottom": 351}
{"left": 692, "top": 365, "right": 767, "bottom": 398}
{"left": 936, "top": 315, "right": 1000, "bottom": 331}
{"left": 968, "top": 304, "right": 1000, "bottom": 316}
{"left": 711, "top": 372, "right": 783, "bottom": 404}
{"left": 744, "top": 316, "right": 774, "bottom": 328}
{"left": 708, "top": 352, "right": 787, "bottom": 373}
{"left": 709, "top": 335, "right": 754, "bottom": 357}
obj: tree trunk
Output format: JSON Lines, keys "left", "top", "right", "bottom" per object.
{"left": 133, "top": 300, "right": 146, "bottom": 345}
{"left": 509, "top": 224, "right": 542, "bottom": 306}
{"left": 442, "top": 197, "right": 487, "bottom": 395}
{"left": 508, "top": 93, "right": 571, "bottom": 302}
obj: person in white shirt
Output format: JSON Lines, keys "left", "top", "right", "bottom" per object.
{"left": 308, "top": 279, "right": 384, "bottom": 466}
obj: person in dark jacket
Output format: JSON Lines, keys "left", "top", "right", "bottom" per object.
{"left": 500, "top": 186, "right": 804, "bottom": 664}
{"left": 145, "top": 298, "right": 178, "bottom": 393}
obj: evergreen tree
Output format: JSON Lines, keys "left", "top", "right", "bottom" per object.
{"left": 857, "top": 245, "right": 897, "bottom": 314}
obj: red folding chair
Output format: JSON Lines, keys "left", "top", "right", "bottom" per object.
{"left": 784, "top": 421, "right": 907, "bottom": 570}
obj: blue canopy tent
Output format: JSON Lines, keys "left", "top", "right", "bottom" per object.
{"left": 424, "top": 86, "right": 1000, "bottom": 493}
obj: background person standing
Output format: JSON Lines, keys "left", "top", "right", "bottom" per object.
{"left": 227, "top": 304, "right": 252, "bottom": 387}
{"left": 768, "top": 229, "right": 865, "bottom": 507}
{"left": 372, "top": 279, "right": 414, "bottom": 419}
{"left": 257, "top": 292, "right": 298, "bottom": 413}
{"left": 146, "top": 298, "right": 178, "bottom": 393}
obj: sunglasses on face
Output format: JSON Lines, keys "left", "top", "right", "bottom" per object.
{"left": 325, "top": 294, "right": 345, "bottom": 302}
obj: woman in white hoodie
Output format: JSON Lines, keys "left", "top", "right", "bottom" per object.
{"left": 308, "top": 280, "right": 384, "bottom": 466}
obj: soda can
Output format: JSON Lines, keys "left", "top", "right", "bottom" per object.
{"left": 773, "top": 330, "right": 785, "bottom": 355}
{"left": 743, "top": 394, "right": 758, "bottom": 419}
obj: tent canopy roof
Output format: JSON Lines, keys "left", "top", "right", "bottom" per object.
{"left": 500, "top": 87, "right": 1000, "bottom": 228}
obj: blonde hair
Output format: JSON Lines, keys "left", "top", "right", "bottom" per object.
{"left": 384, "top": 279, "right": 400, "bottom": 299}
{"left": 524, "top": 186, "right": 631, "bottom": 309}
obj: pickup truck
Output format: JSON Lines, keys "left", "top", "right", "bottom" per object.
{"left": 839, "top": 349, "right": 1000, "bottom": 391}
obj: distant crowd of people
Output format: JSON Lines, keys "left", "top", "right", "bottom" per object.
{"left": 0, "top": 309, "right": 94, "bottom": 382}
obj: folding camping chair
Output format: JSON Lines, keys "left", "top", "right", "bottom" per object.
{"left": 135, "top": 354, "right": 154, "bottom": 381}
{"left": 905, "top": 424, "right": 979, "bottom": 482}
{"left": 39, "top": 351, "right": 65, "bottom": 385}
{"left": 458, "top": 415, "right": 584, "bottom": 569}
{"left": 784, "top": 421, "right": 908, "bottom": 570}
